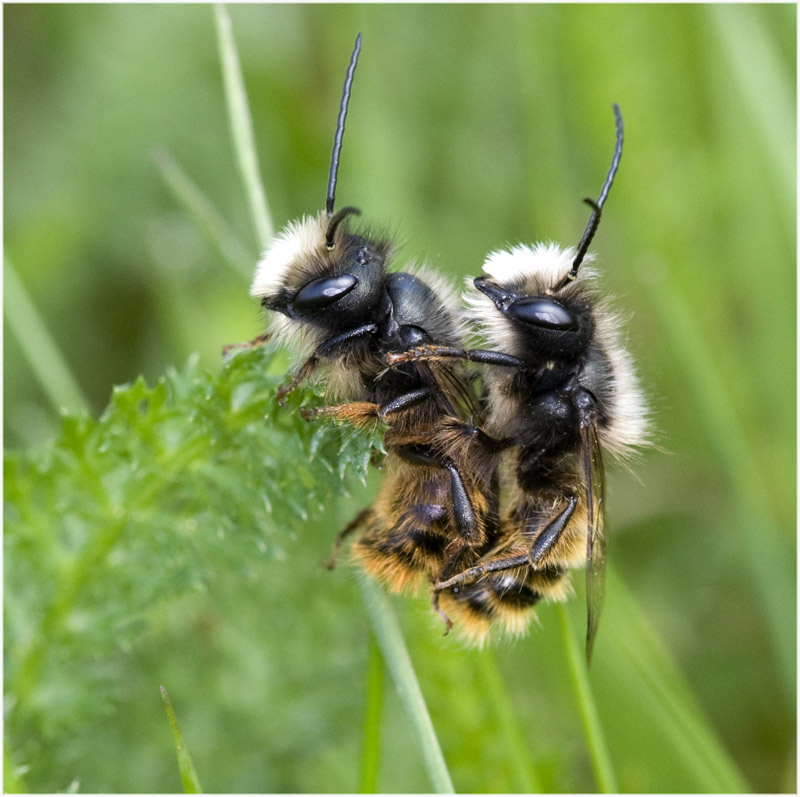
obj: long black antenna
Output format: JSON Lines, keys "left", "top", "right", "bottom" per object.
{"left": 326, "top": 33, "right": 362, "bottom": 217}
{"left": 560, "top": 103, "right": 623, "bottom": 287}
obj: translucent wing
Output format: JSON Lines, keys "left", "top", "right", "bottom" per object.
{"left": 431, "top": 360, "right": 482, "bottom": 420}
{"left": 383, "top": 344, "right": 483, "bottom": 422}
{"left": 408, "top": 356, "right": 481, "bottom": 423}
{"left": 580, "top": 418, "right": 606, "bottom": 665}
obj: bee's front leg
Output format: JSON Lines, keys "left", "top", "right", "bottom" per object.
{"left": 326, "top": 506, "right": 375, "bottom": 570}
{"left": 222, "top": 330, "right": 271, "bottom": 359}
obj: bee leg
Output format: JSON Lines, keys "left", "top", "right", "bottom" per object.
{"left": 276, "top": 355, "right": 321, "bottom": 406}
{"left": 276, "top": 322, "right": 378, "bottom": 404}
{"left": 386, "top": 344, "right": 525, "bottom": 370}
{"left": 434, "top": 553, "right": 532, "bottom": 592}
{"left": 433, "top": 496, "right": 579, "bottom": 596}
{"left": 301, "top": 387, "right": 436, "bottom": 427}
{"left": 222, "top": 330, "right": 271, "bottom": 359}
{"left": 300, "top": 401, "right": 380, "bottom": 425}
{"left": 442, "top": 460, "right": 480, "bottom": 543}
{"left": 376, "top": 387, "right": 435, "bottom": 418}
{"left": 326, "top": 506, "right": 375, "bottom": 570}
{"left": 431, "top": 536, "right": 485, "bottom": 635}
{"left": 392, "top": 446, "right": 482, "bottom": 545}
{"left": 529, "top": 495, "right": 578, "bottom": 566}
{"left": 299, "top": 404, "right": 326, "bottom": 421}
{"left": 435, "top": 417, "right": 514, "bottom": 456}
{"left": 431, "top": 590, "right": 453, "bottom": 635}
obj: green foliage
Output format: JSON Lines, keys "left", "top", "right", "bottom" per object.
{"left": 4, "top": 344, "right": 381, "bottom": 788}
{"left": 4, "top": 3, "right": 795, "bottom": 793}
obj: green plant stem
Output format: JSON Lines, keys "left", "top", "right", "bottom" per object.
{"left": 161, "top": 686, "right": 204, "bottom": 793}
{"left": 359, "top": 633, "right": 384, "bottom": 793}
{"left": 152, "top": 147, "right": 254, "bottom": 279}
{"left": 606, "top": 568, "right": 749, "bottom": 792}
{"left": 4, "top": 255, "right": 91, "bottom": 416}
{"left": 213, "top": 3, "right": 274, "bottom": 250}
{"left": 359, "top": 578, "right": 455, "bottom": 794}
{"left": 557, "top": 604, "right": 617, "bottom": 793}
{"left": 707, "top": 4, "right": 794, "bottom": 220}
{"left": 641, "top": 263, "right": 794, "bottom": 699}
{"left": 476, "top": 650, "right": 542, "bottom": 793}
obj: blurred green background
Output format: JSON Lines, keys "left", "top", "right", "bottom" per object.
{"left": 4, "top": 3, "right": 795, "bottom": 793}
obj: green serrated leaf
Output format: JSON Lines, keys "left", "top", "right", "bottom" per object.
{"left": 4, "top": 345, "right": 379, "bottom": 772}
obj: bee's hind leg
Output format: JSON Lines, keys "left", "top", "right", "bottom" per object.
{"left": 433, "top": 496, "right": 579, "bottom": 592}
{"left": 528, "top": 495, "right": 578, "bottom": 566}
{"left": 434, "top": 553, "right": 532, "bottom": 592}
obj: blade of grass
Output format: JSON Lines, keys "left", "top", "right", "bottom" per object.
{"left": 4, "top": 255, "right": 91, "bottom": 415}
{"left": 160, "top": 686, "right": 203, "bottom": 793}
{"left": 706, "top": 4, "right": 794, "bottom": 220}
{"left": 359, "top": 578, "right": 455, "bottom": 794}
{"left": 640, "top": 261, "right": 794, "bottom": 698}
{"left": 475, "top": 650, "right": 542, "bottom": 792}
{"left": 556, "top": 604, "right": 618, "bottom": 793}
{"left": 360, "top": 633, "right": 384, "bottom": 793}
{"left": 213, "top": 3, "right": 274, "bottom": 250}
{"left": 3, "top": 740, "right": 27, "bottom": 794}
{"left": 152, "top": 147, "right": 254, "bottom": 280}
{"left": 604, "top": 567, "right": 750, "bottom": 792}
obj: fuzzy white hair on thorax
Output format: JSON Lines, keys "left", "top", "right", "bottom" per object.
{"left": 589, "top": 307, "right": 651, "bottom": 459}
{"left": 464, "top": 240, "right": 650, "bottom": 459}
{"left": 249, "top": 213, "right": 327, "bottom": 300}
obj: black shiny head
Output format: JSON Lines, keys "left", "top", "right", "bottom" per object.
{"left": 475, "top": 276, "right": 591, "bottom": 359}
{"left": 265, "top": 234, "right": 389, "bottom": 329}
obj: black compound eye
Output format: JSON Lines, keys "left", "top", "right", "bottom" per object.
{"left": 399, "top": 324, "right": 429, "bottom": 349}
{"left": 292, "top": 274, "right": 358, "bottom": 314}
{"left": 507, "top": 297, "right": 578, "bottom": 331}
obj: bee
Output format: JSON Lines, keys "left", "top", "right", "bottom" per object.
{"left": 387, "top": 105, "right": 649, "bottom": 658}
{"left": 247, "top": 35, "right": 501, "bottom": 616}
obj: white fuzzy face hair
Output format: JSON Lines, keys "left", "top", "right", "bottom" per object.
{"left": 250, "top": 213, "right": 331, "bottom": 303}
{"left": 249, "top": 212, "right": 347, "bottom": 355}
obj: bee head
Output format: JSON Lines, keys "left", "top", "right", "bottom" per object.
{"left": 469, "top": 104, "right": 624, "bottom": 362}
{"left": 469, "top": 243, "right": 595, "bottom": 361}
{"left": 250, "top": 35, "right": 388, "bottom": 334}
{"left": 251, "top": 210, "right": 390, "bottom": 330}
